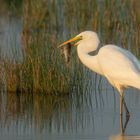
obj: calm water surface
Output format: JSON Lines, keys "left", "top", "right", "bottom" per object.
{"left": 0, "top": 5, "right": 140, "bottom": 140}
{"left": 0, "top": 78, "right": 140, "bottom": 140}
{"left": 0, "top": 63, "right": 140, "bottom": 140}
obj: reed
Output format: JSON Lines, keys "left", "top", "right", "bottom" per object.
{"left": 1, "top": 0, "right": 140, "bottom": 94}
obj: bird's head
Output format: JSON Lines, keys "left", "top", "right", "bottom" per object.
{"left": 58, "top": 31, "right": 100, "bottom": 52}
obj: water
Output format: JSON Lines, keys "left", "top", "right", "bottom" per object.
{"left": 1, "top": 1, "right": 140, "bottom": 140}
{"left": 0, "top": 86, "right": 140, "bottom": 140}
{"left": 0, "top": 73, "right": 140, "bottom": 140}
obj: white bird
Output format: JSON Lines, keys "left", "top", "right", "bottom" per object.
{"left": 58, "top": 31, "right": 140, "bottom": 116}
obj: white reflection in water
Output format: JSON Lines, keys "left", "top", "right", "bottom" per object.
{"left": 109, "top": 115, "right": 140, "bottom": 140}
{"left": 110, "top": 135, "right": 140, "bottom": 140}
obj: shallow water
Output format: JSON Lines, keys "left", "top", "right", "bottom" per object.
{"left": 0, "top": 75, "right": 140, "bottom": 140}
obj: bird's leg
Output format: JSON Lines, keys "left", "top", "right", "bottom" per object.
{"left": 123, "top": 99, "right": 130, "bottom": 116}
{"left": 120, "top": 94, "right": 123, "bottom": 116}
{"left": 118, "top": 87, "right": 125, "bottom": 116}
{"left": 119, "top": 89, "right": 130, "bottom": 116}
{"left": 120, "top": 111, "right": 123, "bottom": 134}
{"left": 120, "top": 111, "right": 130, "bottom": 135}
{"left": 123, "top": 114, "right": 130, "bottom": 133}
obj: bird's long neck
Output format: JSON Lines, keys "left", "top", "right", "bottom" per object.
{"left": 77, "top": 46, "right": 103, "bottom": 75}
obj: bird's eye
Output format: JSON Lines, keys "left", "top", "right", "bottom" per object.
{"left": 80, "top": 36, "right": 83, "bottom": 39}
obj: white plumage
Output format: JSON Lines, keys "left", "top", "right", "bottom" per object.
{"left": 58, "top": 31, "right": 140, "bottom": 115}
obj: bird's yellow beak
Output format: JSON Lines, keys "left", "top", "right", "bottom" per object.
{"left": 58, "top": 36, "right": 82, "bottom": 48}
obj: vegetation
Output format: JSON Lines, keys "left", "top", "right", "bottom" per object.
{"left": 1, "top": 0, "right": 140, "bottom": 94}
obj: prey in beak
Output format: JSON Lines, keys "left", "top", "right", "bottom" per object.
{"left": 58, "top": 35, "right": 82, "bottom": 65}
{"left": 61, "top": 43, "right": 71, "bottom": 63}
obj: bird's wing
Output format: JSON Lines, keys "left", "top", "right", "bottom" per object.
{"left": 98, "top": 45, "right": 140, "bottom": 87}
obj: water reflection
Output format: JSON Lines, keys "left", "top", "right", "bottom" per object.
{"left": 0, "top": 88, "right": 140, "bottom": 140}
{"left": 110, "top": 135, "right": 140, "bottom": 140}
{"left": 109, "top": 115, "right": 140, "bottom": 140}
{"left": 0, "top": 92, "right": 72, "bottom": 132}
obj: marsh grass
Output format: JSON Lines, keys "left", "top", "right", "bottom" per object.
{"left": 1, "top": 0, "right": 140, "bottom": 94}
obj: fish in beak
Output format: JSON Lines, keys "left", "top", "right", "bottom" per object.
{"left": 58, "top": 35, "right": 82, "bottom": 64}
{"left": 61, "top": 43, "right": 71, "bottom": 63}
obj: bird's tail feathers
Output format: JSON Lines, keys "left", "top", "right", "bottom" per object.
{"left": 131, "top": 78, "right": 140, "bottom": 90}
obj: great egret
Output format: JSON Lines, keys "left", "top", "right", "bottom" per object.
{"left": 58, "top": 31, "right": 140, "bottom": 116}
